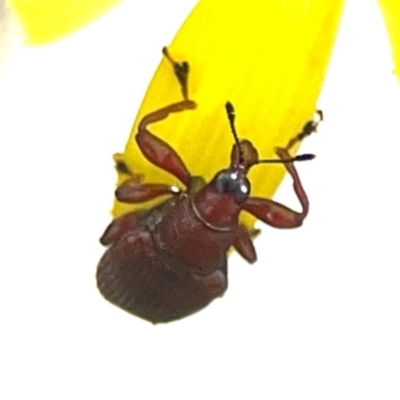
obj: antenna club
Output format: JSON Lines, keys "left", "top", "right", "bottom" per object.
{"left": 226, "top": 101, "right": 235, "bottom": 114}
{"left": 296, "top": 154, "right": 316, "bottom": 161}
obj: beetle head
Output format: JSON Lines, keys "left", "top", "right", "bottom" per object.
{"left": 191, "top": 102, "right": 315, "bottom": 231}
{"left": 225, "top": 101, "right": 315, "bottom": 178}
{"left": 213, "top": 168, "right": 251, "bottom": 204}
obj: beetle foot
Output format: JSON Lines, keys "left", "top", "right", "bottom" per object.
{"left": 162, "top": 47, "right": 190, "bottom": 100}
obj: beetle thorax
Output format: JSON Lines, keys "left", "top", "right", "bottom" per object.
{"left": 192, "top": 182, "right": 242, "bottom": 231}
{"left": 154, "top": 196, "right": 237, "bottom": 275}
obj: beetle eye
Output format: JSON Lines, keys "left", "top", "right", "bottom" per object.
{"left": 214, "top": 169, "right": 250, "bottom": 203}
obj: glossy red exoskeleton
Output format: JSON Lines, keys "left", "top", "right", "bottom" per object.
{"left": 97, "top": 48, "right": 322, "bottom": 323}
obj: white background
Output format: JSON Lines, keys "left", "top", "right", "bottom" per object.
{"left": 0, "top": 1, "right": 399, "bottom": 400}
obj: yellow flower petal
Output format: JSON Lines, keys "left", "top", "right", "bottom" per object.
{"left": 8, "top": 0, "right": 122, "bottom": 44}
{"left": 113, "top": 0, "right": 344, "bottom": 229}
{"left": 378, "top": 0, "right": 400, "bottom": 80}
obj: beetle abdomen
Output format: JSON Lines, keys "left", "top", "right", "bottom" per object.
{"left": 97, "top": 228, "right": 228, "bottom": 323}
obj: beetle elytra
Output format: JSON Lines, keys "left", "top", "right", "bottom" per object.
{"left": 97, "top": 48, "right": 322, "bottom": 323}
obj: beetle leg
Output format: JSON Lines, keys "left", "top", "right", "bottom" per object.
{"left": 138, "top": 100, "right": 196, "bottom": 131}
{"left": 138, "top": 46, "right": 195, "bottom": 129}
{"left": 100, "top": 212, "right": 139, "bottom": 246}
{"left": 136, "top": 124, "right": 193, "bottom": 188}
{"left": 113, "top": 153, "right": 139, "bottom": 178}
{"left": 233, "top": 225, "right": 257, "bottom": 264}
{"left": 136, "top": 99, "right": 196, "bottom": 188}
{"left": 116, "top": 181, "right": 181, "bottom": 203}
{"left": 285, "top": 109, "right": 323, "bottom": 151}
{"left": 135, "top": 47, "right": 198, "bottom": 186}
{"left": 242, "top": 147, "right": 309, "bottom": 228}
{"left": 162, "top": 47, "right": 190, "bottom": 100}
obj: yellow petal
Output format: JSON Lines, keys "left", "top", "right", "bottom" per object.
{"left": 378, "top": 0, "right": 400, "bottom": 80}
{"left": 8, "top": 0, "right": 122, "bottom": 44}
{"left": 113, "top": 0, "right": 345, "bottom": 229}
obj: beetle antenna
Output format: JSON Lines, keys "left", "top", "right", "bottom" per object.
{"left": 286, "top": 109, "right": 323, "bottom": 151}
{"left": 257, "top": 153, "right": 315, "bottom": 164}
{"left": 225, "top": 102, "right": 244, "bottom": 164}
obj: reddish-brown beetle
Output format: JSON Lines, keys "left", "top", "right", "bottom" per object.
{"left": 97, "top": 49, "right": 322, "bottom": 323}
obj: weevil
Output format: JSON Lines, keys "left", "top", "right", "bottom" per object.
{"left": 97, "top": 48, "right": 322, "bottom": 323}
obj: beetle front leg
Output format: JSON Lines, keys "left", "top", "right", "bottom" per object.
{"left": 136, "top": 117, "right": 194, "bottom": 187}
{"left": 242, "top": 147, "right": 309, "bottom": 228}
{"left": 138, "top": 47, "right": 196, "bottom": 130}
{"left": 135, "top": 48, "right": 197, "bottom": 187}
{"left": 162, "top": 47, "right": 190, "bottom": 101}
